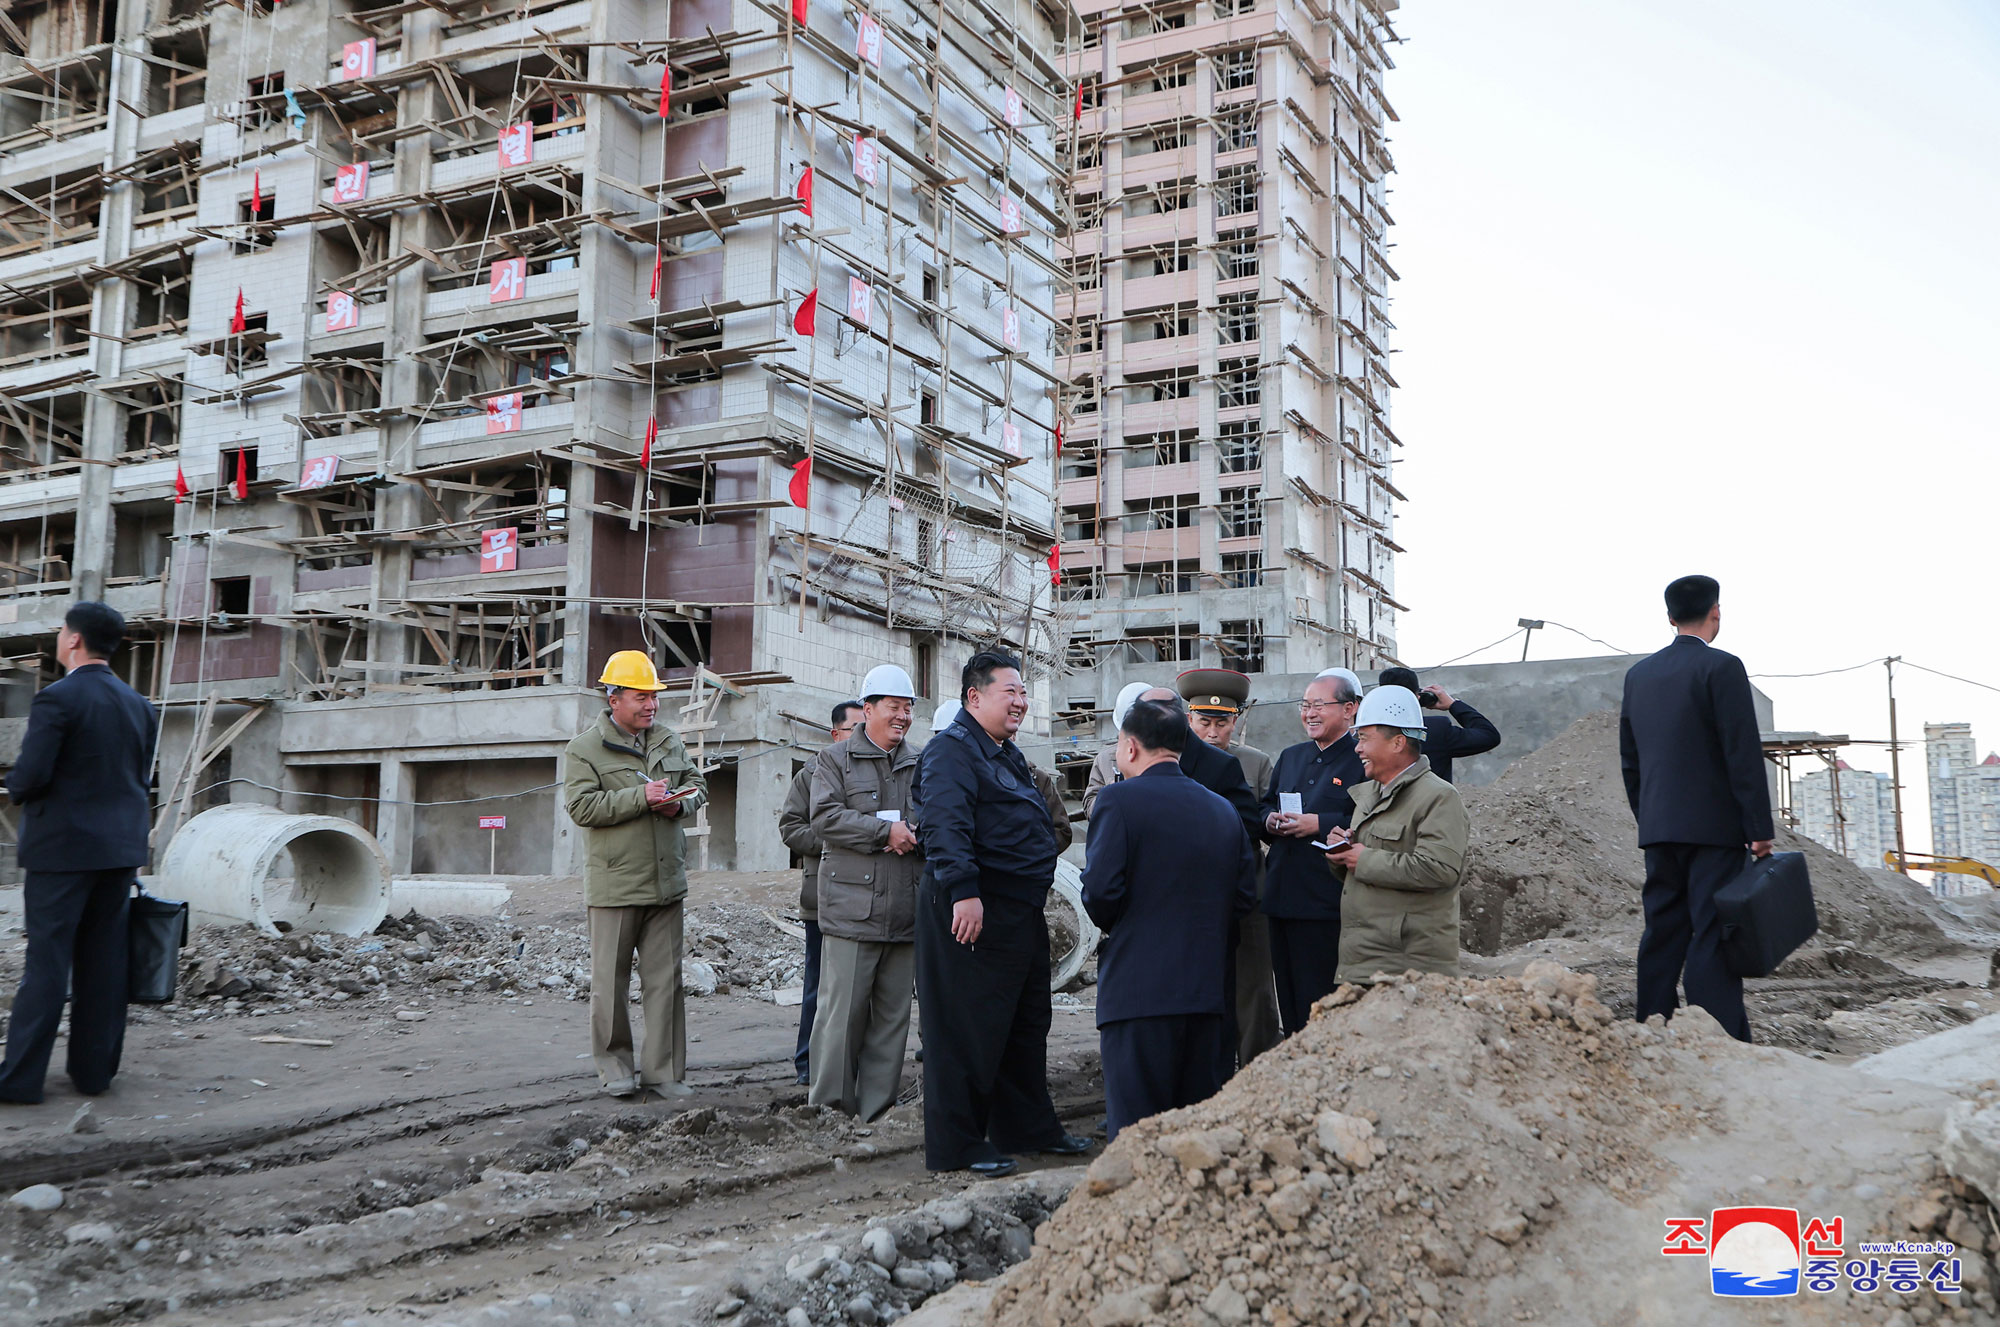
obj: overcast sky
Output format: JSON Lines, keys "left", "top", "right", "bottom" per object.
{"left": 1386, "top": 0, "right": 2000, "bottom": 857}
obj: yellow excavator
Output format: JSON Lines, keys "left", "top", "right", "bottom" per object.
{"left": 1883, "top": 850, "right": 2000, "bottom": 889}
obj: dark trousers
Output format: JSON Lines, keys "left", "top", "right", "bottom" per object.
{"left": 794, "top": 918, "right": 822, "bottom": 1077}
{"left": 1637, "top": 843, "right": 1751, "bottom": 1043}
{"left": 1101, "top": 1014, "right": 1224, "bottom": 1142}
{"left": 1268, "top": 916, "right": 1343, "bottom": 1036}
{"left": 914, "top": 886, "right": 1064, "bottom": 1170}
{"left": 0, "top": 868, "right": 134, "bottom": 1103}
{"left": 1233, "top": 910, "right": 1282, "bottom": 1069}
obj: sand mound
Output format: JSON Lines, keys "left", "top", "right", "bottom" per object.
{"left": 983, "top": 966, "right": 1997, "bottom": 1326}
{"left": 1457, "top": 710, "right": 1959, "bottom": 962}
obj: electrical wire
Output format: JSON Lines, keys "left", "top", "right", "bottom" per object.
{"left": 1424, "top": 628, "right": 1524, "bottom": 669}
{"left": 1539, "top": 620, "right": 1630, "bottom": 656}
{"left": 1750, "top": 659, "right": 1883, "bottom": 680}
{"left": 1898, "top": 661, "right": 2000, "bottom": 697}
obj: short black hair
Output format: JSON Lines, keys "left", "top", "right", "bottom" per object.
{"left": 1665, "top": 575, "right": 1720, "bottom": 625}
{"left": 1121, "top": 698, "right": 1188, "bottom": 755}
{"left": 961, "top": 650, "right": 1022, "bottom": 700}
{"left": 64, "top": 601, "right": 124, "bottom": 659}
{"left": 1378, "top": 666, "right": 1420, "bottom": 693}
{"left": 830, "top": 700, "right": 864, "bottom": 728}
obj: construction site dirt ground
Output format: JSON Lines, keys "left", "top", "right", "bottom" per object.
{"left": 6, "top": 713, "right": 2000, "bottom": 1326}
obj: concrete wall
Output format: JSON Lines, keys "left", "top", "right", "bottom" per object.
{"left": 410, "top": 757, "right": 559, "bottom": 876}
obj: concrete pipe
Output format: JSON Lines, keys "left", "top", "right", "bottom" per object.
{"left": 159, "top": 805, "right": 391, "bottom": 936}
{"left": 1047, "top": 858, "right": 1101, "bottom": 992}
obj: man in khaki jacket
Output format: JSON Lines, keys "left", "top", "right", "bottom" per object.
{"left": 778, "top": 700, "right": 862, "bottom": 1085}
{"left": 563, "top": 651, "right": 707, "bottom": 1098}
{"left": 1324, "top": 685, "right": 1469, "bottom": 981}
{"left": 808, "top": 665, "right": 923, "bottom": 1120}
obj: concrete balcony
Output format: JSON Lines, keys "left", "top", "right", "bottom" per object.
{"left": 1119, "top": 525, "right": 1200, "bottom": 566}
{"left": 1121, "top": 333, "right": 1200, "bottom": 377}
{"left": 1118, "top": 146, "right": 1196, "bottom": 192}
{"left": 1120, "top": 271, "right": 1197, "bottom": 314}
{"left": 1120, "top": 461, "right": 1198, "bottom": 501}
{"left": 1060, "top": 476, "right": 1104, "bottom": 506}
{"left": 1118, "top": 398, "right": 1198, "bottom": 435}
{"left": 1115, "top": 12, "right": 1280, "bottom": 68}
{"left": 1121, "top": 210, "right": 1198, "bottom": 252}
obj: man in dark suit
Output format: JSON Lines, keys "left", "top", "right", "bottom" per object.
{"left": 1619, "top": 575, "right": 1773, "bottom": 1043}
{"left": 1082, "top": 699, "right": 1254, "bottom": 1140}
{"left": 1, "top": 602, "right": 158, "bottom": 1104}
{"left": 1375, "top": 667, "right": 1500, "bottom": 785}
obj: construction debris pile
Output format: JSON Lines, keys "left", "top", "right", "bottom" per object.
{"left": 983, "top": 966, "right": 1998, "bottom": 1327}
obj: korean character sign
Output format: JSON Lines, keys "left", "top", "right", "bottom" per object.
{"left": 299, "top": 456, "right": 341, "bottom": 490}
{"left": 852, "top": 133, "right": 879, "bottom": 186}
{"left": 333, "top": 162, "right": 370, "bottom": 204}
{"left": 998, "top": 194, "right": 1025, "bottom": 236}
{"left": 498, "top": 122, "right": 534, "bottom": 168}
{"left": 855, "top": 13, "right": 883, "bottom": 66}
{"left": 324, "top": 290, "right": 359, "bottom": 333}
{"left": 490, "top": 257, "right": 526, "bottom": 303}
{"left": 847, "top": 277, "right": 873, "bottom": 329}
{"left": 480, "top": 528, "right": 518, "bottom": 573}
{"left": 1003, "top": 86, "right": 1024, "bottom": 128}
{"left": 486, "top": 393, "right": 523, "bottom": 435}
{"left": 341, "top": 39, "right": 376, "bottom": 81}
{"left": 1001, "top": 306, "right": 1021, "bottom": 351}
{"left": 1001, "top": 421, "right": 1023, "bottom": 457}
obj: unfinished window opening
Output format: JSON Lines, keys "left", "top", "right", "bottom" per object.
{"left": 111, "top": 501, "right": 176, "bottom": 582}
{"left": 226, "top": 313, "right": 271, "bottom": 374}
{"left": 1124, "top": 429, "right": 1196, "bottom": 467}
{"left": 1217, "top": 487, "right": 1262, "bottom": 537}
{"left": 299, "top": 351, "right": 387, "bottom": 435}
{"left": 919, "top": 388, "right": 938, "bottom": 426}
{"left": 118, "top": 380, "right": 182, "bottom": 458}
{"left": 1061, "top": 447, "right": 1100, "bottom": 482}
{"left": 1144, "top": 64, "right": 1191, "bottom": 93}
{"left": 1124, "top": 367, "right": 1193, "bottom": 403}
{"left": 134, "top": 144, "right": 199, "bottom": 223}
{"left": 1071, "top": 374, "right": 1101, "bottom": 415}
{"left": 1220, "top": 551, "right": 1262, "bottom": 587}
{"left": 145, "top": 24, "right": 208, "bottom": 114}
{"left": 1074, "top": 139, "right": 1101, "bottom": 172}
{"left": 0, "top": 169, "right": 103, "bottom": 258}
{"left": 1124, "top": 494, "right": 1196, "bottom": 532}
{"left": 1217, "top": 164, "right": 1258, "bottom": 218}
{"left": 1214, "top": 0, "right": 1256, "bottom": 15}
{"left": 1124, "top": 2, "right": 1191, "bottom": 37}
{"left": 1218, "top": 359, "right": 1261, "bottom": 408}
{"left": 1219, "top": 240, "right": 1260, "bottom": 282}
{"left": 1057, "top": 570, "right": 1103, "bottom": 605}
{"left": 1066, "top": 256, "right": 1100, "bottom": 291}
{"left": 408, "top": 459, "right": 569, "bottom": 565}
{"left": 1124, "top": 180, "right": 1192, "bottom": 216}
{"left": 0, "top": 275, "right": 93, "bottom": 369}
{"left": 234, "top": 191, "right": 276, "bottom": 252}
{"left": 0, "top": 44, "right": 111, "bottom": 152}
{"left": 1218, "top": 419, "right": 1262, "bottom": 472}
{"left": 1217, "top": 292, "right": 1260, "bottom": 345}
{"left": 1127, "top": 306, "right": 1193, "bottom": 343}
{"left": 0, "top": 512, "right": 76, "bottom": 593}
{"left": 1219, "top": 619, "right": 1265, "bottom": 672}
{"left": 1137, "top": 560, "right": 1199, "bottom": 596}
{"left": 524, "top": 90, "right": 586, "bottom": 138}
{"left": 1069, "top": 321, "right": 1101, "bottom": 355}
{"left": 1127, "top": 246, "right": 1189, "bottom": 279}
{"left": 221, "top": 446, "right": 260, "bottom": 495}
{"left": 415, "top": 316, "right": 580, "bottom": 418}
{"left": 1215, "top": 48, "right": 1256, "bottom": 92}
{"left": 1219, "top": 107, "right": 1257, "bottom": 152}
{"left": 424, "top": 179, "right": 584, "bottom": 291}
{"left": 0, "top": 385, "right": 86, "bottom": 477}
{"left": 285, "top": 478, "right": 376, "bottom": 573}
{"left": 244, "top": 71, "right": 285, "bottom": 128}
{"left": 436, "top": 49, "right": 588, "bottom": 160}
{"left": 1122, "top": 624, "right": 1198, "bottom": 665}
{"left": 1128, "top": 121, "right": 1192, "bottom": 156}
{"left": 210, "top": 575, "right": 251, "bottom": 615}
{"left": 1061, "top": 504, "right": 1099, "bottom": 542}
{"left": 913, "top": 640, "right": 936, "bottom": 700}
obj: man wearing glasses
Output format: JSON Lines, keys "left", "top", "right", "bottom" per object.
{"left": 913, "top": 651, "right": 1092, "bottom": 1176}
{"left": 1258, "top": 668, "right": 1366, "bottom": 1034}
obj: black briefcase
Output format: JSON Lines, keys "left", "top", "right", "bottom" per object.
{"left": 1714, "top": 850, "right": 1817, "bottom": 978}
{"left": 129, "top": 888, "right": 190, "bottom": 1005}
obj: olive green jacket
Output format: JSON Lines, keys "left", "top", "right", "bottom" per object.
{"left": 1335, "top": 755, "right": 1468, "bottom": 982}
{"left": 810, "top": 730, "right": 924, "bottom": 943}
{"left": 562, "top": 711, "right": 707, "bottom": 908}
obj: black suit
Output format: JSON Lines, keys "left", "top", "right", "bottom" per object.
{"left": 1259, "top": 733, "right": 1366, "bottom": 1033}
{"left": 1, "top": 662, "right": 158, "bottom": 1102}
{"left": 1421, "top": 702, "right": 1501, "bottom": 785}
{"left": 1619, "top": 634, "right": 1772, "bottom": 1042}
{"left": 1082, "top": 762, "right": 1254, "bottom": 1140}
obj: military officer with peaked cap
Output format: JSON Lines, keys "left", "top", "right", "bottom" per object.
{"left": 1178, "top": 668, "right": 1281, "bottom": 1070}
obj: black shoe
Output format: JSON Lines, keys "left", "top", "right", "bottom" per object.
{"left": 795, "top": 1071, "right": 810, "bottom": 1086}
{"left": 1037, "top": 1133, "right": 1093, "bottom": 1156}
{"left": 966, "top": 1158, "right": 1018, "bottom": 1179}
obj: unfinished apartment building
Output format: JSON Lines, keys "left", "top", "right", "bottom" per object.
{"left": 1051, "top": 0, "right": 1401, "bottom": 783}
{"left": 0, "top": 0, "right": 1068, "bottom": 878}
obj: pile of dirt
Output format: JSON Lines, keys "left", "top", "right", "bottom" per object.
{"left": 982, "top": 965, "right": 1995, "bottom": 1326}
{"left": 685, "top": 900, "right": 811, "bottom": 997}
{"left": 1458, "top": 710, "right": 1960, "bottom": 964}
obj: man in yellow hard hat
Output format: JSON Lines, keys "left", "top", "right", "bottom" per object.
{"left": 563, "top": 650, "right": 707, "bottom": 1098}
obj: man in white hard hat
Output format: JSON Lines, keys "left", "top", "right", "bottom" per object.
{"left": 806, "top": 664, "right": 924, "bottom": 1120}
{"left": 1082, "top": 681, "right": 1153, "bottom": 816}
{"left": 563, "top": 650, "right": 707, "bottom": 1098}
{"left": 1259, "top": 667, "right": 1365, "bottom": 1033}
{"left": 1323, "top": 685, "right": 1469, "bottom": 981}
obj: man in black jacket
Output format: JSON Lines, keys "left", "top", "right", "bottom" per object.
{"left": 1082, "top": 700, "right": 1254, "bottom": 1140}
{"left": 1376, "top": 667, "right": 1500, "bottom": 785}
{"left": 912, "top": 651, "right": 1092, "bottom": 1176}
{"left": 1619, "top": 575, "right": 1773, "bottom": 1043}
{"left": 1, "top": 602, "right": 158, "bottom": 1104}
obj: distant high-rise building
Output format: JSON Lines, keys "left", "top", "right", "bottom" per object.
{"left": 1793, "top": 760, "right": 1899, "bottom": 873}
{"left": 1923, "top": 723, "right": 2000, "bottom": 897}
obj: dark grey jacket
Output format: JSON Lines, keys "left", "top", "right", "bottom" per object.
{"left": 810, "top": 730, "right": 924, "bottom": 943}
{"left": 779, "top": 765, "right": 820, "bottom": 920}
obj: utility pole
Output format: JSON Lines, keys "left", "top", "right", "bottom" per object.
{"left": 1886, "top": 656, "right": 1909, "bottom": 876}
{"left": 1517, "top": 618, "right": 1545, "bottom": 662}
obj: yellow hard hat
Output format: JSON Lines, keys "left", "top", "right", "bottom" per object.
{"left": 599, "top": 650, "right": 668, "bottom": 691}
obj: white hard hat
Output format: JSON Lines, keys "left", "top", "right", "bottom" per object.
{"left": 1355, "top": 685, "right": 1427, "bottom": 740}
{"left": 861, "top": 664, "right": 916, "bottom": 700}
{"left": 1314, "top": 668, "right": 1363, "bottom": 700}
{"left": 928, "top": 699, "right": 961, "bottom": 733}
{"left": 1112, "top": 681, "right": 1151, "bottom": 728}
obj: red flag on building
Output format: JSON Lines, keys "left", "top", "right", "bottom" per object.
{"left": 1054, "top": 423, "right": 1063, "bottom": 457}
{"left": 229, "top": 288, "right": 246, "bottom": 334}
{"left": 173, "top": 464, "right": 189, "bottom": 504}
{"left": 232, "top": 449, "right": 249, "bottom": 501}
{"left": 1047, "top": 545, "right": 1062, "bottom": 586}
{"left": 788, "top": 456, "right": 812, "bottom": 508}
{"left": 252, "top": 170, "right": 262, "bottom": 214}
{"left": 793, "top": 288, "right": 818, "bottom": 336}
{"left": 791, "top": 0, "right": 807, "bottom": 23}
{"left": 648, "top": 246, "right": 662, "bottom": 300}
{"left": 641, "top": 415, "right": 657, "bottom": 468}
{"left": 796, "top": 166, "right": 814, "bottom": 218}
{"left": 658, "top": 63, "right": 672, "bottom": 117}
{"left": 1074, "top": 83, "right": 1083, "bottom": 120}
